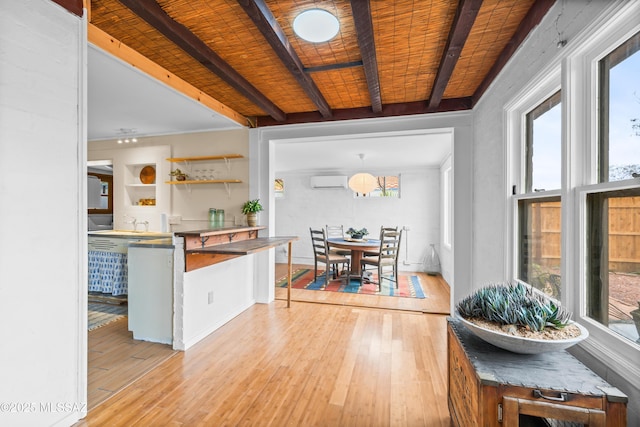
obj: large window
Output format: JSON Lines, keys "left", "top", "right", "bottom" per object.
{"left": 517, "top": 91, "right": 562, "bottom": 299}
{"left": 586, "top": 30, "right": 640, "bottom": 344}
{"left": 507, "top": 1, "right": 640, "bottom": 399}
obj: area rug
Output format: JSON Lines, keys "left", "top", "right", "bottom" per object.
{"left": 276, "top": 269, "right": 426, "bottom": 298}
{"left": 88, "top": 302, "right": 127, "bottom": 331}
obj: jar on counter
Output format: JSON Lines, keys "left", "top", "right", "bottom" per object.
{"left": 209, "top": 208, "right": 225, "bottom": 228}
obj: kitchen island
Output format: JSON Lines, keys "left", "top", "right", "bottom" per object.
{"left": 128, "top": 237, "right": 175, "bottom": 344}
{"left": 88, "top": 230, "right": 173, "bottom": 295}
{"left": 91, "top": 226, "right": 296, "bottom": 348}
{"left": 125, "top": 226, "right": 297, "bottom": 349}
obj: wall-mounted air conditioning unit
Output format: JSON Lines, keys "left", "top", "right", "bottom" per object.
{"left": 310, "top": 175, "right": 348, "bottom": 189}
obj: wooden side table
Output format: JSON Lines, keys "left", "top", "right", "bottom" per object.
{"left": 447, "top": 318, "right": 628, "bottom": 427}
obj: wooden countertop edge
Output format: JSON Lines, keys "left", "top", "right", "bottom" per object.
{"left": 175, "top": 226, "right": 266, "bottom": 238}
{"left": 186, "top": 236, "right": 298, "bottom": 255}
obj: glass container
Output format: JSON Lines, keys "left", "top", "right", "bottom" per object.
{"left": 425, "top": 244, "right": 441, "bottom": 276}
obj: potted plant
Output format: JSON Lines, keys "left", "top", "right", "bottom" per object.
{"left": 169, "top": 168, "right": 188, "bottom": 181}
{"left": 455, "top": 281, "right": 588, "bottom": 354}
{"left": 345, "top": 227, "right": 369, "bottom": 240}
{"left": 242, "top": 199, "right": 263, "bottom": 226}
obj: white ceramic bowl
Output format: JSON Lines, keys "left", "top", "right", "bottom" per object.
{"left": 456, "top": 314, "right": 589, "bottom": 354}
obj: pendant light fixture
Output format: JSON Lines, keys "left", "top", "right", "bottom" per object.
{"left": 348, "top": 154, "right": 377, "bottom": 194}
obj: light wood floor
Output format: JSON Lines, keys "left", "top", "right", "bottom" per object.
{"left": 87, "top": 316, "right": 177, "bottom": 410}
{"left": 79, "top": 265, "right": 452, "bottom": 425}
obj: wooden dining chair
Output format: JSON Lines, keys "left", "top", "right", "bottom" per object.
{"left": 310, "top": 228, "right": 350, "bottom": 287}
{"left": 360, "top": 228, "right": 402, "bottom": 291}
{"left": 363, "top": 225, "right": 398, "bottom": 257}
{"left": 325, "top": 225, "right": 352, "bottom": 255}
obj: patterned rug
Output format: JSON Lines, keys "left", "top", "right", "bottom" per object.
{"left": 88, "top": 302, "right": 127, "bottom": 331}
{"left": 276, "top": 269, "right": 426, "bottom": 298}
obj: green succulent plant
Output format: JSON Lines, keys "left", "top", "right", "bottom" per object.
{"left": 456, "top": 282, "right": 572, "bottom": 332}
{"left": 346, "top": 227, "right": 368, "bottom": 237}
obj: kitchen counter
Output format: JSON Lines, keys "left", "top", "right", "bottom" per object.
{"left": 89, "top": 230, "right": 173, "bottom": 238}
{"left": 171, "top": 226, "right": 298, "bottom": 351}
{"left": 128, "top": 238, "right": 174, "bottom": 249}
{"left": 88, "top": 231, "right": 173, "bottom": 296}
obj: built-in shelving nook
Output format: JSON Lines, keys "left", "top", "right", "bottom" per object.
{"left": 166, "top": 154, "right": 244, "bottom": 197}
{"left": 125, "top": 162, "right": 157, "bottom": 207}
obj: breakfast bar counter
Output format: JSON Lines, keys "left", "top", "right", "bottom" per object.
{"left": 170, "top": 226, "right": 298, "bottom": 350}
{"left": 175, "top": 226, "right": 298, "bottom": 307}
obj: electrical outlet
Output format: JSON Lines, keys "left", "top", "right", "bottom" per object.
{"left": 207, "top": 291, "right": 214, "bottom": 304}
{"left": 403, "top": 225, "right": 410, "bottom": 231}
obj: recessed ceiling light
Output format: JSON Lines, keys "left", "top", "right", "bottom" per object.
{"left": 293, "top": 9, "right": 339, "bottom": 43}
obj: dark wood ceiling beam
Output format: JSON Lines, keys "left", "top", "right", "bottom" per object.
{"left": 255, "top": 97, "right": 472, "bottom": 127}
{"left": 119, "top": 0, "right": 285, "bottom": 122}
{"left": 305, "top": 61, "right": 363, "bottom": 73}
{"left": 427, "top": 0, "right": 483, "bottom": 112}
{"left": 52, "top": 0, "right": 83, "bottom": 17}
{"left": 472, "top": 0, "right": 555, "bottom": 105}
{"left": 350, "top": 0, "right": 382, "bottom": 113}
{"left": 237, "top": 0, "right": 332, "bottom": 118}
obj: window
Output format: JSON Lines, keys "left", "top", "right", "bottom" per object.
{"left": 443, "top": 166, "right": 452, "bottom": 248}
{"left": 506, "top": 1, "right": 640, "bottom": 396}
{"left": 598, "top": 30, "right": 640, "bottom": 182}
{"left": 585, "top": 30, "right": 640, "bottom": 345}
{"left": 526, "top": 91, "right": 562, "bottom": 192}
{"left": 353, "top": 175, "right": 400, "bottom": 198}
{"left": 516, "top": 92, "right": 562, "bottom": 299}
{"left": 586, "top": 188, "right": 640, "bottom": 343}
{"left": 518, "top": 197, "right": 562, "bottom": 299}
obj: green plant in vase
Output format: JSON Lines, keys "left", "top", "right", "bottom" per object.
{"left": 242, "top": 199, "right": 263, "bottom": 226}
{"left": 345, "top": 227, "right": 369, "bottom": 240}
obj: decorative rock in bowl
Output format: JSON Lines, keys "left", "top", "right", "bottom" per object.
{"left": 456, "top": 282, "right": 588, "bottom": 354}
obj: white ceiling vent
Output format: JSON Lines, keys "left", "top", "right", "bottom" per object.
{"left": 310, "top": 175, "right": 348, "bottom": 189}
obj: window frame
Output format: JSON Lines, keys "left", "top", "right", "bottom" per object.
{"left": 571, "top": 15, "right": 640, "bottom": 363}
{"left": 505, "top": 1, "right": 640, "bottom": 388}
{"left": 545, "top": 1, "right": 640, "bottom": 384}
{"left": 504, "top": 65, "right": 561, "bottom": 285}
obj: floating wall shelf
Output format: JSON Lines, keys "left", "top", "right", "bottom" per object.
{"left": 166, "top": 154, "right": 244, "bottom": 197}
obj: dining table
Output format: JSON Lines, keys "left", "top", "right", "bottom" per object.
{"left": 326, "top": 237, "right": 381, "bottom": 277}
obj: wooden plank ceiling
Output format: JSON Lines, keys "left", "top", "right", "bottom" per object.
{"left": 88, "top": 0, "right": 553, "bottom": 127}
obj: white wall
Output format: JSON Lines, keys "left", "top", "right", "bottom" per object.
{"left": 172, "top": 239, "right": 255, "bottom": 351}
{"left": 0, "top": 1, "right": 87, "bottom": 425}
{"left": 274, "top": 167, "right": 441, "bottom": 272}
{"left": 89, "top": 129, "right": 250, "bottom": 231}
